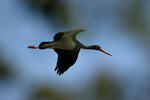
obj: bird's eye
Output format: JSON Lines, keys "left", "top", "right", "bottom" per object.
{"left": 96, "top": 45, "right": 101, "bottom": 48}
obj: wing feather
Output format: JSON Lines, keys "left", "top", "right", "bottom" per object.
{"left": 54, "top": 47, "right": 80, "bottom": 75}
{"left": 53, "top": 29, "right": 85, "bottom": 41}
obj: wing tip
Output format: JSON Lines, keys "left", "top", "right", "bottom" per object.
{"left": 54, "top": 66, "right": 65, "bottom": 76}
{"left": 56, "top": 70, "right": 64, "bottom": 76}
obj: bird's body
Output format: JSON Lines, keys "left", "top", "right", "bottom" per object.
{"left": 28, "top": 29, "right": 112, "bottom": 75}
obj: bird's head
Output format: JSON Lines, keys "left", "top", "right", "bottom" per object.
{"left": 91, "top": 45, "right": 112, "bottom": 56}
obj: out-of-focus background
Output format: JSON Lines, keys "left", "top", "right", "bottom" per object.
{"left": 0, "top": 0, "right": 150, "bottom": 100}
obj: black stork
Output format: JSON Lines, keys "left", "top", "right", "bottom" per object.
{"left": 28, "top": 29, "right": 112, "bottom": 75}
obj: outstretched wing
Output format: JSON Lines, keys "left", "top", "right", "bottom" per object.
{"left": 64, "top": 29, "right": 85, "bottom": 37}
{"left": 54, "top": 47, "right": 80, "bottom": 75}
{"left": 53, "top": 29, "right": 85, "bottom": 41}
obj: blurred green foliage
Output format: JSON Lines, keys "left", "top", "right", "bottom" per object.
{"left": 94, "top": 73, "right": 123, "bottom": 100}
{"left": 127, "top": 0, "right": 146, "bottom": 33}
{"left": 30, "top": 85, "right": 71, "bottom": 100}
{"left": 0, "top": 61, "right": 14, "bottom": 80}
{"left": 119, "top": 0, "right": 149, "bottom": 34}
{"left": 25, "top": 0, "right": 70, "bottom": 28}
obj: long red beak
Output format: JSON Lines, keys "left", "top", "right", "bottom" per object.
{"left": 28, "top": 45, "right": 39, "bottom": 49}
{"left": 99, "top": 47, "right": 112, "bottom": 56}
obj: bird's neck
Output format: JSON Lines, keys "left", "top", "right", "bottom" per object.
{"left": 83, "top": 45, "right": 97, "bottom": 50}
{"left": 78, "top": 43, "right": 96, "bottom": 50}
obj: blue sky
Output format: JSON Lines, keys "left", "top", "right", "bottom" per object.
{"left": 0, "top": 0, "right": 150, "bottom": 100}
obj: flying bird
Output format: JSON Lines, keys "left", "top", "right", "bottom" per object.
{"left": 28, "top": 29, "right": 112, "bottom": 75}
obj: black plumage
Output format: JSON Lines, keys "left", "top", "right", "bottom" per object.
{"left": 53, "top": 32, "right": 80, "bottom": 75}
{"left": 28, "top": 29, "right": 112, "bottom": 75}
{"left": 53, "top": 32, "right": 64, "bottom": 41}
{"left": 54, "top": 46, "right": 80, "bottom": 75}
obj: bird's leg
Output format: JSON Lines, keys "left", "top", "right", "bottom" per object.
{"left": 28, "top": 45, "right": 39, "bottom": 49}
